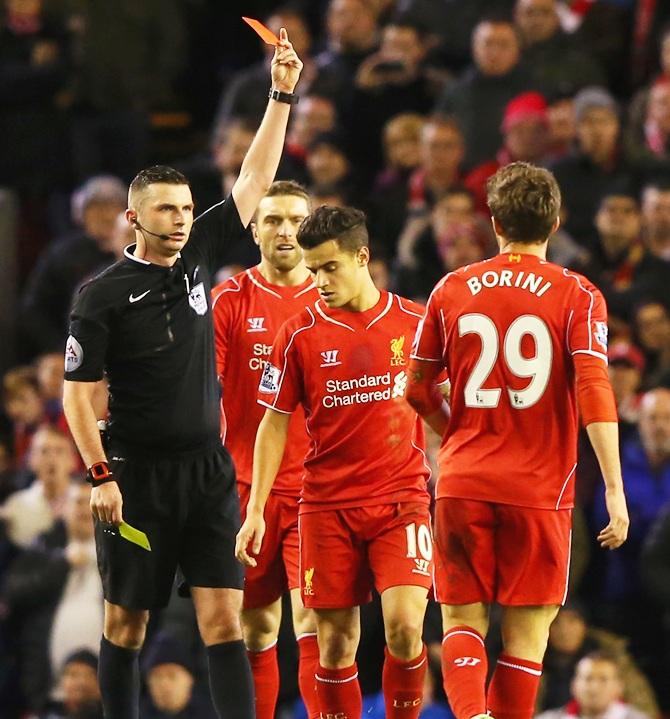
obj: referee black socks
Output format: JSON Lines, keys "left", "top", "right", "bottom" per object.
{"left": 99, "top": 635, "right": 140, "bottom": 719}
{"left": 207, "top": 639, "right": 255, "bottom": 719}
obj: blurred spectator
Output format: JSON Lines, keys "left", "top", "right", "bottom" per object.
{"left": 591, "top": 388, "right": 670, "bottom": 643}
{"left": 625, "top": 78, "right": 670, "bottom": 175}
{"left": 285, "top": 93, "right": 337, "bottom": 171}
{"left": 373, "top": 113, "right": 425, "bottom": 193}
{"left": 19, "top": 176, "right": 125, "bottom": 355}
{"left": 395, "top": 0, "right": 516, "bottom": 73}
{"left": 513, "top": 0, "right": 604, "bottom": 97}
{"left": 310, "top": 0, "right": 380, "bottom": 111}
{"left": 536, "top": 651, "right": 652, "bottom": 719}
{"left": 35, "top": 352, "right": 65, "bottom": 426}
{"left": 436, "top": 16, "right": 533, "bottom": 169}
{"left": 216, "top": 7, "right": 315, "bottom": 127}
{"left": 633, "top": 302, "right": 670, "bottom": 388}
{"left": 607, "top": 343, "right": 646, "bottom": 441}
{"left": 536, "top": 603, "right": 658, "bottom": 716}
{"left": 582, "top": 188, "right": 646, "bottom": 320}
{"left": 368, "top": 251, "right": 391, "bottom": 292}
{"left": 551, "top": 87, "right": 633, "bottom": 249}
{"left": 546, "top": 94, "right": 577, "bottom": 161}
{"left": 2, "top": 366, "right": 46, "bottom": 468}
{"left": 0, "top": 425, "right": 77, "bottom": 548}
{"left": 347, "top": 16, "right": 440, "bottom": 178}
{"left": 369, "top": 115, "right": 465, "bottom": 255}
{"left": 465, "top": 91, "right": 550, "bottom": 213}
{"left": 640, "top": 499, "right": 670, "bottom": 710}
{"left": 305, "top": 131, "right": 355, "bottom": 202}
{"left": 0, "top": 0, "right": 70, "bottom": 192}
{"left": 2, "top": 482, "right": 100, "bottom": 712}
{"left": 67, "top": 0, "right": 186, "bottom": 182}
{"left": 641, "top": 182, "right": 670, "bottom": 260}
{"left": 141, "top": 632, "right": 216, "bottom": 719}
{"left": 395, "top": 206, "right": 491, "bottom": 300}
{"left": 40, "top": 649, "right": 102, "bottom": 719}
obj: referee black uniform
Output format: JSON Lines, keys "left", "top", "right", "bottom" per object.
{"left": 65, "top": 196, "right": 245, "bottom": 609}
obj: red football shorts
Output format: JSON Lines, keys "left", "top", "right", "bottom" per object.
{"left": 298, "top": 502, "right": 433, "bottom": 609}
{"left": 434, "top": 497, "right": 572, "bottom": 606}
{"left": 238, "top": 483, "right": 300, "bottom": 609}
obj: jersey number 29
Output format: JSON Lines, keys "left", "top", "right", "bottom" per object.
{"left": 458, "top": 313, "right": 552, "bottom": 409}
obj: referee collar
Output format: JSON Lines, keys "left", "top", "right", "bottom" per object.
{"left": 123, "top": 244, "right": 182, "bottom": 267}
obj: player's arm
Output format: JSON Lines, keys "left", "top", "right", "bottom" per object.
{"left": 63, "top": 380, "right": 123, "bottom": 525}
{"left": 574, "top": 353, "right": 628, "bottom": 549}
{"left": 406, "top": 359, "right": 450, "bottom": 436}
{"left": 235, "top": 407, "right": 291, "bottom": 567}
{"left": 231, "top": 28, "right": 303, "bottom": 227}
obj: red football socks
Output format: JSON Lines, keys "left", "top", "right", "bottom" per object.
{"left": 383, "top": 644, "right": 428, "bottom": 718}
{"left": 297, "top": 633, "right": 320, "bottom": 719}
{"left": 487, "top": 653, "right": 543, "bottom": 719}
{"left": 247, "top": 642, "right": 279, "bottom": 719}
{"left": 315, "top": 662, "right": 362, "bottom": 719}
{"left": 441, "top": 626, "right": 488, "bottom": 719}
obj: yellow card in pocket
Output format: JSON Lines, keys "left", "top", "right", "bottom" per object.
{"left": 119, "top": 522, "right": 151, "bottom": 551}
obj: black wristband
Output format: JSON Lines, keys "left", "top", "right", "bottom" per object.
{"left": 268, "top": 88, "right": 299, "bottom": 105}
{"left": 86, "top": 461, "right": 114, "bottom": 486}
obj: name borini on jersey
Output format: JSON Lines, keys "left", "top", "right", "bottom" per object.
{"left": 466, "top": 269, "right": 552, "bottom": 297}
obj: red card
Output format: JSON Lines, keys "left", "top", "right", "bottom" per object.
{"left": 242, "top": 16, "right": 279, "bottom": 46}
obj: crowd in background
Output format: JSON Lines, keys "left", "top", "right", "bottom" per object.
{"left": 2, "top": 0, "right": 670, "bottom": 717}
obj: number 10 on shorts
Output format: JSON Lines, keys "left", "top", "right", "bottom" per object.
{"left": 405, "top": 522, "right": 432, "bottom": 576}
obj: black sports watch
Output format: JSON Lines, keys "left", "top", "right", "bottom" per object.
{"left": 86, "top": 461, "right": 115, "bottom": 486}
{"left": 268, "top": 88, "right": 299, "bottom": 105}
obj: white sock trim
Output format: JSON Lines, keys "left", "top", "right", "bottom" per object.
{"left": 404, "top": 655, "right": 428, "bottom": 671}
{"left": 296, "top": 632, "right": 318, "bottom": 642}
{"left": 497, "top": 659, "right": 542, "bottom": 677}
{"left": 442, "top": 629, "right": 485, "bottom": 647}
{"left": 315, "top": 671, "right": 359, "bottom": 684}
{"left": 248, "top": 639, "right": 278, "bottom": 653}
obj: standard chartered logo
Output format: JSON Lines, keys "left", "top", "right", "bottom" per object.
{"left": 392, "top": 371, "right": 407, "bottom": 398}
{"left": 322, "top": 370, "right": 408, "bottom": 408}
{"left": 248, "top": 342, "right": 273, "bottom": 370}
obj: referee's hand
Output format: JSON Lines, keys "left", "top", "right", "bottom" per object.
{"left": 90, "top": 482, "right": 123, "bottom": 525}
{"left": 235, "top": 511, "right": 266, "bottom": 567}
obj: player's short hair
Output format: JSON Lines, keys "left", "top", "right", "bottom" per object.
{"left": 297, "top": 205, "right": 368, "bottom": 253}
{"left": 486, "top": 161, "right": 561, "bottom": 244}
{"left": 128, "top": 165, "right": 189, "bottom": 206}
{"left": 253, "top": 180, "right": 312, "bottom": 222}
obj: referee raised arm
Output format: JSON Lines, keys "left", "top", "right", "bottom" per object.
{"left": 62, "top": 28, "right": 302, "bottom": 719}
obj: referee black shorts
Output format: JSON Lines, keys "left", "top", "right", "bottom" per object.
{"left": 95, "top": 442, "right": 243, "bottom": 610}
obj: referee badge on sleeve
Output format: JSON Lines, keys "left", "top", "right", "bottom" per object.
{"left": 188, "top": 282, "right": 208, "bottom": 316}
{"left": 259, "top": 362, "right": 281, "bottom": 394}
{"left": 65, "top": 335, "right": 84, "bottom": 372}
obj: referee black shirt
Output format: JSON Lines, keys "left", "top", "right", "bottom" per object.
{"left": 65, "top": 196, "right": 246, "bottom": 455}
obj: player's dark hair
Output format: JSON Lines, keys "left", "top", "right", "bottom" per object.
{"left": 129, "top": 165, "right": 189, "bottom": 198}
{"left": 486, "top": 162, "right": 561, "bottom": 244}
{"left": 297, "top": 205, "right": 368, "bottom": 252}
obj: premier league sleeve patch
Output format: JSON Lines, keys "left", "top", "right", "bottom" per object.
{"left": 592, "top": 320, "right": 608, "bottom": 351}
{"left": 65, "top": 335, "right": 84, "bottom": 372}
{"left": 259, "top": 362, "right": 281, "bottom": 394}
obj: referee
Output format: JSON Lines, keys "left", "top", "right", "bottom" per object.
{"left": 62, "top": 29, "right": 302, "bottom": 719}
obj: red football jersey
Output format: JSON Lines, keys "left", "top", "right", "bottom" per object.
{"left": 411, "top": 253, "right": 609, "bottom": 510}
{"left": 212, "top": 266, "right": 318, "bottom": 495}
{"left": 258, "top": 290, "right": 432, "bottom": 512}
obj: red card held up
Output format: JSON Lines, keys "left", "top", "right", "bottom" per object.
{"left": 242, "top": 16, "right": 279, "bottom": 46}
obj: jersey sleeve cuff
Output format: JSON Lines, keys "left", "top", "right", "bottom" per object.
{"left": 257, "top": 399, "right": 292, "bottom": 414}
{"left": 572, "top": 349, "right": 608, "bottom": 363}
